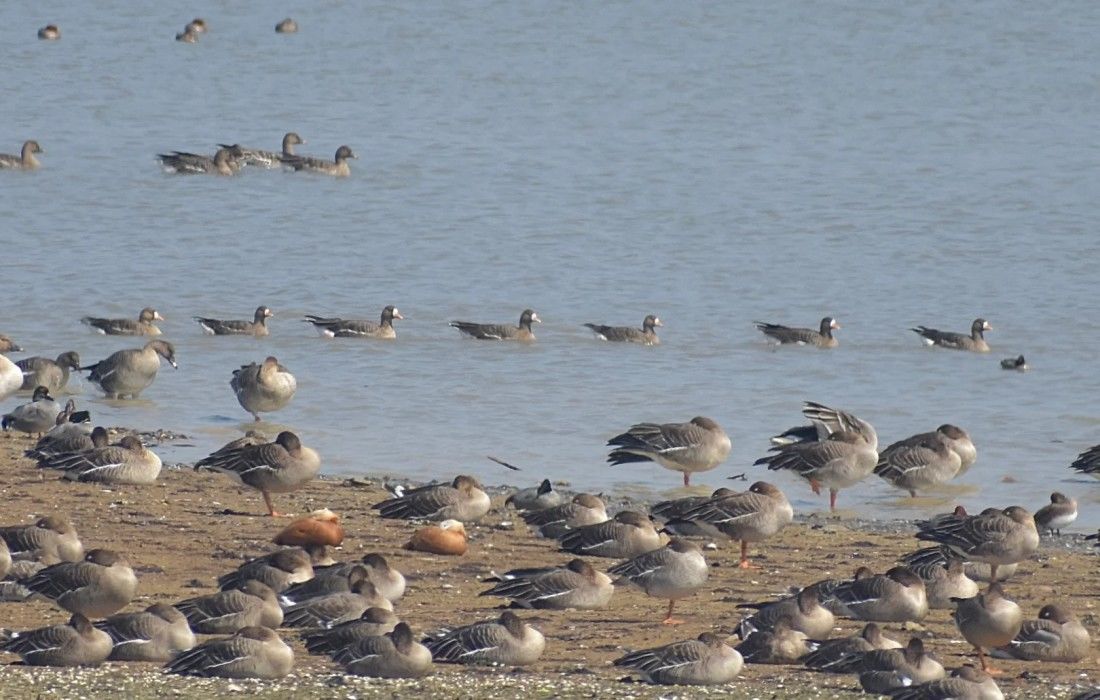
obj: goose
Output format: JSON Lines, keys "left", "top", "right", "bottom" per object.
{"left": 15, "top": 351, "right": 81, "bottom": 392}
{"left": 373, "top": 475, "right": 490, "bottom": 522}
{"left": 195, "top": 431, "right": 320, "bottom": 516}
{"left": 424, "top": 611, "right": 544, "bottom": 666}
{"left": 305, "top": 306, "right": 402, "bottom": 339}
{"left": 0, "top": 614, "right": 111, "bottom": 667}
{"left": 614, "top": 632, "right": 742, "bottom": 685}
{"left": 754, "top": 316, "right": 840, "bottom": 348}
{"left": 231, "top": 356, "right": 296, "bottom": 421}
{"left": 911, "top": 318, "right": 992, "bottom": 352}
{"left": 220, "top": 134, "right": 302, "bottom": 169}
{"left": 335, "top": 622, "right": 433, "bottom": 678}
{"left": 607, "top": 416, "right": 731, "bottom": 487}
{"left": 81, "top": 307, "right": 163, "bottom": 336}
{"left": 282, "top": 145, "right": 356, "bottom": 176}
{"left": 450, "top": 308, "right": 540, "bottom": 341}
{"left": 480, "top": 558, "right": 614, "bottom": 610}
{"left": 81, "top": 340, "right": 177, "bottom": 399}
{"left": 165, "top": 627, "right": 293, "bottom": 679}
{"left": 583, "top": 314, "right": 662, "bottom": 345}
{"left": 0, "top": 140, "right": 43, "bottom": 170}
{"left": 608, "top": 539, "right": 708, "bottom": 625}
{"left": 95, "top": 603, "right": 195, "bottom": 662}
{"left": 23, "top": 549, "right": 137, "bottom": 617}
{"left": 195, "top": 305, "right": 273, "bottom": 336}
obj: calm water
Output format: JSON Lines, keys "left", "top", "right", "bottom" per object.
{"left": 2, "top": 2, "right": 1098, "bottom": 528}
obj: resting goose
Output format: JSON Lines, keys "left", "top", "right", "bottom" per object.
{"left": 335, "top": 623, "right": 433, "bottom": 678}
{"left": 614, "top": 632, "right": 743, "bottom": 685}
{"left": 424, "top": 611, "right": 544, "bottom": 666}
{"left": 231, "top": 356, "right": 297, "bottom": 421}
{"left": 23, "top": 548, "right": 138, "bottom": 617}
{"left": 373, "top": 475, "right": 490, "bottom": 522}
{"left": 166, "top": 627, "right": 293, "bottom": 679}
{"left": 0, "top": 613, "right": 111, "bottom": 667}
{"left": 481, "top": 558, "right": 613, "bottom": 610}
{"left": 95, "top": 603, "right": 195, "bottom": 662}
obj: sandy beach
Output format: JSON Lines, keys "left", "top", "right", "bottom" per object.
{"left": 0, "top": 431, "right": 1096, "bottom": 699}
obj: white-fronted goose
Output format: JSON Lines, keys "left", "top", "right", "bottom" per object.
{"left": 231, "top": 356, "right": 297, "bottom": 421}
{"left": 335, "top": 622, "right": 432, "bottom": 678}
{"left": 505, "top": 478, "right": 564, "bottom": 511}
{"left": 737, "top": 585, "right": 834, "bottom": 640}
{"left": 607, "top": 416, "right": 731, "bottom": 487}
{"left": 1034, "top": 492, "right": 1077, "bottom": 536}
{"left": 275, "top": 18, "right": 299, "bottom": 34}
{"left": 858, "top": 637, "right": 945, "bottom": 693}
{"left": 756, "top": 430, "right": 877, "bottom": 511}
{"left": 911, "top": 318, "right": 992, "bottom": 352}
{"left": 176, "top": 580, "right": 283, "bottom": 633}
{"left": 41, "top": 435, "right": 161, "bottom": 485}
{"left": 0, "top": 514, "right": 84, "bottom": 564}
{"left": 558, "top": 510, "right": 661, "bottom": 559}
{"left": 195, "top": 431, "right": 321, "bottom": 516}
{"left": 82, "top": 340, "right": 177, "bottom": 399}
{"left": 303, "top": 607, "right": 399, "bottom": 655}
{"left": 166, "top": 626, "right": 293, "bottom": 679}
{"left": 735, "top": 618, "right": 814, "bottom": 664}
{"left": 96, "top": 603, "right": 195, "bottom": 661}
{"left": 952, "top": 583, "right": 1023, "bottom": 673}
{"left": 608, "top": 539, "right": 708, "bottom": 625}
{"left": 16, "top": 351, "right": 81, "bottom": 392}
{"left": 304, "top": 305, "right": 403, "bottom": 339}
{"left": 2, "top": 386, "right": 60, "bottom": 436}
{"left": 175, "top": 26, "right": 198, "bottom": 42}
{"left": 195, "top": 305, "right": 273, "bottom": 336}
{"left": 0, "top": 353, "right": 21, "bottom": 401}
{"left": 220, "top": 135, "right": 302, "bottom": 169}
{"left": 803, "top": 623, "right": 902, "bottom": 673}
{"left": 991, "top": 603, "right": 1089, "bottom": 663}
{"left": 217, "top": 548, "right": 314, "bottom": 592}
{"left": 679, "top": 481, "right": 793, "bottom": 568}
{"left": 158, "top": 147, "right": 241, "bottom": 175}
{"left": 481, "top": 558, "right": 614, "bottom": 610}
{"left": 282, "top": 145, "right": 357, "bottom": 176}
{"left": 81, "top": 307, "right": 164, "bottom": 336}
{"left": 425, "top": 611, "right": 544, "bottom": 666}
{"left": 1000, "top": 355, "right": 1027, "bottom": 371}
{"left": 282, "top": 580, "right": 392, "bottom": 628}
{"left": 522, "top": 493, "right": 608, "bottom": 539}
{"left": 915, "top": 506, "right": 1039, "bottom": 585}
{"left": 825, "top": 566, "right": 928, "bottom": 622}
{"left": 889, "top": 665, "right": 1003, "bottom": 700}
{"left": 614, "top": 632, "right": 742, "bottom": 685}
{"left": 583, "top": 314, "right": 662, "bottom": 345}
{"left": 450, "top": 308, "right": 540, "bottom": 341}
{"left": 0, "top": 613, "right": 111, "bottom": 666}
{"left": 754, "top": 316, "right": 840, "bottom": 348}
{"left": 875, "top": 425, "right": 976, "bottom": 496}
{"left": 0, "top": 140, "right": 43, "bottom": 170}
{"left": 186, "top": 18, "right": 207, "bottom": 33}
{"left": 373, "top": 475, "right": 490, "bottom": 522}
{"left": 24, "top": 548, "right": 137, "bottom": 617}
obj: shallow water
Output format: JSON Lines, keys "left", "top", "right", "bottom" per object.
{"left": 2, "top": 2, "right": 1098, "bottom": 528}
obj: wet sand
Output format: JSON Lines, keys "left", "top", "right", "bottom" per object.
{"left": 0, "top": 432, "right": 1097, "bottom": 699}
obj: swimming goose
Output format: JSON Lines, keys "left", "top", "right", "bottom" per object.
{"left": 0, "top": 515, "right": 84, "bottom": 564}
{"left": 583, "top": 314, "right": 662, "bottom": 345}
{"left": 24, "top": 548, "right": 137, "bottom": 617}
{"left": 505, "top": 478, "right": 564, "bottom": 512}
{"left": 1033, "top": 492, "right": 1077, "bottom": 536}
{"left": 824, "top": 566, "right": 928, "bottom": 622}
{"left": 858, "top": 637, "right": 945, "bottom": 693}
{"left": 875, "top": 425, "right": 976, "bottom": 496}
{"left": 0, "top": 334, "right": 22, "bottom": 353}
{"left": 38, "top": 25, "right": 61, "bottom": 40}
{"left": 424, "top": 611, "right": 544, "bottom": 666}
{"left": 911, "top": 318, "right": 992, "bottom": 352}
{"left": 16, "top": 351, "right": 81, "bottom": 392}
{"left": 158, "top": 147, "right": 241, "bottom": 175}
{"left": 82, "top": 340, "right": 177, "bottom": 399}
{"left": 195, "top": 305, "right": 273, "bottom": 336}
{"left": 450, "top": 308, "right": 540, "bottom": 341}
{"left": 756, "top": 430, "right": 877, "bottom": 511}
{"left": 607, "top": 416, "right": 731, "bottom": 487}
{"left": 521, "top": 493, "right": 607, "bottom": 539}
{"left": 802, "top": 623, "right": 902, "bottom": 673}
{"left": 754, "top": 316, "right": 840, "bottom": 348}
{"left": 558, "top": 510, "right": 661, "bottom": 559}
{"left": 0, "top": 613, "right": 111, "bottom": 667}
{"left": 608, "top": 539, "right": 708, "bottom": 625}
{"left": 166, "top": 627, "right": 293, "bottom": 679}
{"left": 217, "top": 548, "right": 314, "bottom": 592}
{"left": 175, "top": 26, "right": 199, "bottom": 42}
{"left": 991, "top": 603, "right": 1090, "bottom": 663}
{"left": 735, "top": 618, "right": 814, "bottom": 664}
{"left": 405, "top": 520, "right": 468, "bottom": 555}
{"left": 373, "top": 475, "right": 490, "bottom": 522}
{"left": 334, "top": 622, "right": 433, "bottom": 678}
{"left": 231, "top": 356, "right": 297, "bottom": 421}
{"left": 3, "top": 386, "right": 60, "bottom": 436}
{"left": 889, "top": 666, "right": 1004, "bottom": 700}
{"left": 220, "top": 135, "right": 302, "bottom": 169}
{"left": 678, "top": 481, "right": 793, "bottom": 568}
{"left": 952, "top": 583, "right": 1023, "bottom": 673}
{"left": 736, "top": 585, "right": 835, "bottom": 640}
{"left": 95, "top": 603, "right": 195, "bottom": 661}
{"left": 282, "top": 145, "right": 357, "bottom": 176}
{"left": 304, "top": 305, "right": 402, "bottom": 339}
{"left": 81, "top": 307, "right": 164, "bottom": 335}
{"left": 176, "top": 580, "right": 283, "bottom": 633}
{"left": 186, "top": 18, "right": 207, "bottom": 33}
{"left": 0, "top": 140, "right": 43, "bottom": 170}
{"left": 195, "top": 431, "right": 321, "bottom": 516}
{"left": 0, "top": 354, "right": 21, "bottom": 401}
{"left": 481, "top": 558, "right": 614, "bottom": 610}
{"left": 614, "top": 632, "right": 743, "bottom": 685}
{"left": 275, "top": 18, "right": 299, "bottom": 34}
{"left": 915, "top": 506, "right": 1039, "bottom": 586}
{"left": 303, "top": 607, "right": 399, "bottom": 655}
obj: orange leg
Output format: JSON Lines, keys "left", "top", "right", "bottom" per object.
{"left": 661, "top": 599, "right": 684, "bottom": 625}
{"left": 262, "top": 491, "right": 287, "bottom": 517}
{"left": 976, "top": 646, "right": 1002, "bottom": 675}
{"left": 809, "top": 478, "right": 822, "bottom": 495}
{"left": 738, "top": 540, "right": 758, "bottom": 569}
{"left": 829, "top": 489, "right": 839, "bottom": 511}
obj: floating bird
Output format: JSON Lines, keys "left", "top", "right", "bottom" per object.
{"left": 81, "top": 307, "right": 163, "bottom": 336}
{"left": 424, "top": 611, "right": 544, "bottom": 666}
{"left": 481, "top": 558, "right": 613, "bottom": 610}
{"left": 38, "top": 25, "right": 61, "bottom": 40}
{"left": 220, "top": 135, "right": 302, "bottom": 169}
{"left": 275, "top": 18, "right": 299, "bottom": 34}
{"left": 158, "top": 147, "right": 242, "bottom": 175}
{"left": 95, "top": 603, "right": 195, "bottom": 662}
{"left": 607, "top": 416, "right": 731, "bottom": 487}
{"left": 231, "top": 356, "right": 297, "bottom": 421}
{"left": 81, "top": 340, "right": 177, "bottom": 399}
{"left": 450, "top": 308, "right": 540, "bottom": 341}
{"left": 335, "top": 622, "right": 433, "bottom": 678}
{"left": 614, "top": 632, "right": 743, "bottom": 685}
{"left": 915, "top": 506, "right": 1039, "bottom": 586}
{"left": 373, "top": 475, "right": 490, "bottom": 522}
{"left": 858, "top": 637, "right": 945, "bottom": 693}
{"left": 195, "top": 431, "right": 321, "bottom": 516}
{"left": 304, "top": 306, "right": 403, "bottom": 339}
{"left": 754, "top": 316, "right": 840, "bottom": 348}
{"left": 195, "top": 306, "right": 273, "bottom": 336}
{"left": 991, "top": 603, "right": 1090, "bottom": 663}
{"left": 678, "top": 481, "right": 793, "bottom": 568}
{"left": 583, "top": 314, "right": 662, "bottom": 345}
{"left": 405, "top": 520, "right": 468, "bottom": 556}
{"left": 0, "top": 140, "right": 43, "bottom": 170}
{"left": 24, "top": 549, "right": 137, "bottom": 617}
{"left": 952, "top": 583, "right": 1023, "bottom": 674}
{"left": 0, "top": 334, "right": 22, "bottom": 353}
{"left": 282, "top": 145, "right": 357, "bottom": 177}
{"left": 911, "top": 318, "right": 992, "bottom": 352}
{"left": 1033, "top": 492, "right": 1077, "bottom": 536}
{"left": 166, "top": 627, "right": 293, "bottom": 679}
{"left": 521, "top": 493, "right": 608, "bottom": 539}
{"left": 1000, "top": 355, "right": 1028, "bottom": 371}
{"left": 0, "top": 613, "right": 110, "bottom": 667}
{"left": 608, "top": 539, "right": 708, "bottom": 625}
{"left": 15, "top": 351, "right": 81, "bottom": 391}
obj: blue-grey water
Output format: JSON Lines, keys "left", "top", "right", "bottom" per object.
{"left": 2, "top": 2, "right": 1098, "bottom": 529}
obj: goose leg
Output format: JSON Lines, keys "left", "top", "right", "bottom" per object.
{"left": 738, "top": 540, "right": 757, "bottom": 569}
{"left": 661, "top": 600, "right": 683, "bottom": 625}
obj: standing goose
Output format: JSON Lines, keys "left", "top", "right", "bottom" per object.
{"left": 372, "top": 475, "right": 491, "bottom": 522}
{"left": 991, "top": 603, "right": 1090, "bottom": 663}
{"left": 424, "top": 611, "right": 545, "bottom": 666}
{"left": 304, "top": 305, "right": 403, "bottom": 339}
{"left": 195, "top": 305, "right": 273, "bottom": 336}
{"left": 231, "top": 356, "right": 297, "bottom": 421}
{"left": 166, "top": 627, "right": 293, "bottom": 679}
{"left": 450, "top": 308, "right": 540, "bottom": 341}
{"left": 24, "top": 549, "right": 138, "bottom": 617}
{"left": 176, "top": 580, "right": 283, "bottom": 634}
{"left": 607, "top": 416, "right": 732, "bottom": 487}
{"left": 15, "top": 351, "right": 81, "bottom": 391}
{"left": 614, "top": 632, "right": 743, "bottom": 685}
{"left": 0, "top": 515, "right": 84, "bottom": 564}
{"left": 649, "top": 487, "right": 737, "bottom": 538}
{"left": 875, "top": 425, "right": 977, "bottom": 496}
{"left": 217, "top": 548, "right": 314, "bottom": 592}
{"left": 219, "top": 133, "right": 303, "bottom": 169}
{"left": 754, "top": 316, "right": 840, "bottom": 348}
{"left": 480, "top": 558, "right": 614, "bottom": 610}
{"left": 81, "top": 340, "right": 177, "bottom": 399}
{"left": 282, "top": 145, "right": 357, "bottom": 177}
{"left": 0, "top": 613, "right": 111, "bottom": 667}
{"left": 679, "top": 481, "right": 793, "bottom": 568}
{"left": 911, "top": 318, "right": 992, "bottom": 352}
{"left": 803, "top": 623, "right": 903, "bottom": 673}
{"left": 1033, "top": 492, "right": 1077, "bottom": 536}
{"left": 46, "top": 435, "right": 162, "bottom": 485}
{"left": 607, "top": 539, "right": 708, "bottom": 625}
{"left": 858, "top": 637, "right": 945, "bottom": 693}
{"left": 736, "top": 585, "right": 835, "bottom": 640}
{"left": 558, "top": 510, "right": 661, "bottom": 559}
{"left": 334, "top": 623, "right": 433, "bottom": 678}
{"left": 158, "top": 147, "right": 242, "bottom": 175}
{"left": 770, "top": 401, "right": 879, "bottom": 450}
{"left": 521, "top": 493, "right": 608, "bottom": 539}
{"left": 95, "top": 603, "right": 195, "bottom": 661}
{"left": 583, "top": 314, "right": 662, "bottom": 345}
{"left": 915, "top": 506, "right": 1039, "bottom": 586}
{"left": 0, "top": 140, "right": 43, "bottom": 170}
{"left": 302, "top": 608, "right": 399, "bottom": 656}
{"left": 194, "top": 431, "right": 321, "bottom": 517}
{"left": 0, "top": 353, "right": 24, "bottom": 401}
{"left": 952, "top": 583, "right": 1023, "bottom": 673}
{"left": 2, "top": 386, "right": 60, "bottom": 436}
{"left": 756, "top": 431, "right": 877, "bottom": 511}
{"left": 81, "top": 307, "right": 164, "bottom": 336}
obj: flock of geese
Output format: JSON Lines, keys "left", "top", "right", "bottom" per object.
{"left": 0, "top": 300, "right": 1096, "bottom": 698}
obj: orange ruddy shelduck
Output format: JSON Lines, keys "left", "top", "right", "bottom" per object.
{"left": 404, "top": 520, "right": 467, "bottom": 556}
{"left": 273, "top": 509, "right": 344, "bottom": 548}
